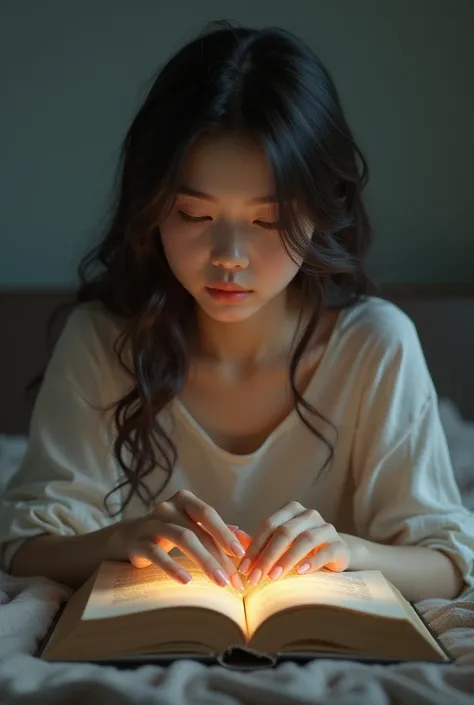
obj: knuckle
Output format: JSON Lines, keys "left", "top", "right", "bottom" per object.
{"left": 262, "top": 518, "right": 277, "bottom": 533}
{"left": 301, "top": 528, "right": 318, "bottom": 543}
{"left": 275, "top": 524, "right": 293, "bottom": 540}
{"left": 304, "top": 508, "right": 321, "bottom": 522}
{"left": 288, "top": 500, "right": 303, "bottom": 512}
{"left": 325, "top": 522, "right": 335, "bottom": 534}
{"left": 153, "top": 500, "right": 169, "bottom": 514}
{"left": 176, "top": 527, "right": 196, "bottom": 545}
{"left": 174, "top": 489, "right": 193, "bottom": 502}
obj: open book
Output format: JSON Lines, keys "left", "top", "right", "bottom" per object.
{"left": 40, "top": 557, "right": 449, "bottom": 662}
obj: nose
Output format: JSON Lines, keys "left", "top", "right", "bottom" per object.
{"left": 210, "top": 231, "right": 249, "bottom": 271}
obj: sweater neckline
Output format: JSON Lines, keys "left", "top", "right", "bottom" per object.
{"left": 173, "top": 307, "right": 346, "bottom": 464}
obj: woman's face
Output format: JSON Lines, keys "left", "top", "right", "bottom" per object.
{"left": 160, "top": 133, "right": 308, "bottom": 323}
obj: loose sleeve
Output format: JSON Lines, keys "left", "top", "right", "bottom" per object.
{"left": 0, "top": 307, "right": 125, "bottom": 572}
{"left": 351, "top": 307, "right": 474, "bottom": 589}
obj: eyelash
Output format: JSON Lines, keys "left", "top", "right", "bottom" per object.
{"left": 177, "top": 210, "right": 280, "bottom": 230}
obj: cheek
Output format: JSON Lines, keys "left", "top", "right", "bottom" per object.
{"left": 160, "top": 223, "right": 204, "bottom": 279}
{"left": 259, "top": 238, "right": 302, "bottom": 285}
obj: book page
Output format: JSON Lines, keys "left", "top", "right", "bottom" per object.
{"left": 82, "top": 559, "right": 246, "bottom": 632}
{"left": 244, "top": 569, "right": 407, "bottom": 637}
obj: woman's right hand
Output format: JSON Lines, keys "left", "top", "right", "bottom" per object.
{"left": 107, "top": 490, "right": 249, "bottom": 590}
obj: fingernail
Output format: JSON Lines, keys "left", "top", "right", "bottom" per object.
{"left": 248, "top": 568, "right": 262, "bottom": 587}
{"left": 228, "top": 525, "right": 239, "bottom": 532}
{"left": 231, "top": 541, "right": 246, "bottom": 558}
{"left": 176, "top": 569, "right": 192, "bottom": 584}
{"left": 238, "top": 558, "right": 251, "bottom": 575}
{"left": 268, "top": 565, "right": 283, "bottom": 580}
{"left": 297, "top": 562, "right": 310, "bottom": 574}
{"left": 230, "top": 572, "right": 245, "bottom": 591}
{"left": 213, "top": 569, "right": 230, "bottom": 587}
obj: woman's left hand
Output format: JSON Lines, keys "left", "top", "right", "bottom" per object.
{"left": 238, "top": 501, "right": 351, "bottom": 586}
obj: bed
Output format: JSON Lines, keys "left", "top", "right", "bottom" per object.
{"left": 0, "top": 285, "right": 473, "bottom": 704}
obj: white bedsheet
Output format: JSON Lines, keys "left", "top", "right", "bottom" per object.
{"left": 0, "top": 398, "right": 473, "bottom": 704}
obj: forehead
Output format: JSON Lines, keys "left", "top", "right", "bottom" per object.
{"left": 180, "top": 133, "right": 275, "bottom": 200}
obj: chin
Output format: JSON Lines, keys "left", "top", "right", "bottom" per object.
{"left": 204, "top": 307, "right": 260, "bottom": 323}
{"left": 198, "top": 299, "right": 263, "bottom": 324}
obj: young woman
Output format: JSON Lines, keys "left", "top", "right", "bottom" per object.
{"left": 1, "top": 22, "right": 472, "bottom": 601}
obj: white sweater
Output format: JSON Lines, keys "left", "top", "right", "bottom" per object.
{"left": 1, "top": 296, "right": 473, "bottom": 585}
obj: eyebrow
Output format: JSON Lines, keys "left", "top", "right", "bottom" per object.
{"left": 177, "top": 185, "right": 277, "bottom": 205}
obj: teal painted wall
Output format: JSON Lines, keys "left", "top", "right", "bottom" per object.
{"left": 1, "top": 0, "right": 473, "bottom": 286}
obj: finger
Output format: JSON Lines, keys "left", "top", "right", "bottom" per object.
{"left": 151, "top": 509, "right": 244, "bottom": 584}
{"left": 239, "top": 504, "right": 314, "bottom": 576}
{"left": 192, "top": 524, "right": 248, "bottom": 588}
{"left": 233, "top": 529, "right": 252, "bottom": 551}
{"left": 220, "top": 527, "right": 252, "bottom": 556}
{"left": 156, "top": 504, "right": 239, "bottom": 553}
{"left": 151, "top": 520, "right": 233, "bottom": 587}
{"left": 268, "top": 524, "right": 339, "bottom": 579}
{"left": 198, "top": 523, "right": 251, "bottom": 558}
{"left": 198, "top": 531, "right": 245, "bottom": 591}
{"left": 129, "top": 542, "right": 193, "bottom": 584}
{"left": 172, "top": 490, "right": 246, "bottom": 559}
{"left": 296, "top": 540, "right": 350, "bottom": 574}
{"left": 248, "top": 515, "right": 332, "bottom": 582}
{"left": 254, "top": 517, "right": 336, "bottom": 582}
{"left": 239, "top": 501, "right": 307, "bottom": 574}
{"left": 200, "top": 525, "right": 252, "bottom": 559}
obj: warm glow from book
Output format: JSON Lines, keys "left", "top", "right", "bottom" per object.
{"left": 82, "top": 558, "right": 407, "bottom": 637}
{"left": 244, "top": 568, "right": 404, "bottom": 637}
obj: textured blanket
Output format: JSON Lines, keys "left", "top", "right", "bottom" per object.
{"left": 0, "top": 568, "right": 474, "bottom": 704}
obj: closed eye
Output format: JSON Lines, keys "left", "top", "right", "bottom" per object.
{"left": 254, "top": 220, "right": 281, "bottom": 230}
{"left": 178, "top": 211, "right": 280, "bottom": 229}
{"left": 178, "top": 211, "right": 211, "bottom": 223}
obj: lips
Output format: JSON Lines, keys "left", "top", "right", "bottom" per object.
{"left": 206, "top": 283, "right": 252, "bottom": 292}
{"left": 205, "top": 284, "right": 253, "bottom": 304}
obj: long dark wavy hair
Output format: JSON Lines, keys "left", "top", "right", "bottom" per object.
{"left": 34, "top": 20, "right": 375, "bottom": 516}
